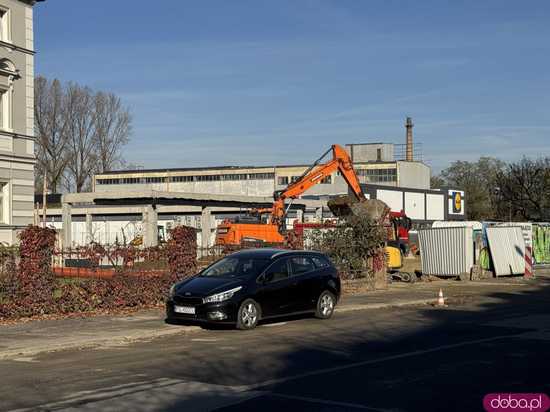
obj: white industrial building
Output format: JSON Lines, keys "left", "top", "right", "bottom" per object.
{"left": 93, "top": 142, "right": 431, "bottom": 198}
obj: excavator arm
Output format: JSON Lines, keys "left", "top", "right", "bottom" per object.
{"left": 270, "top": 144, "right": 365, "bottom": 227}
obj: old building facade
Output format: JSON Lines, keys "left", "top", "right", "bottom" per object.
{"left": 0, "top": 0, "right": 38, "bottom": 243}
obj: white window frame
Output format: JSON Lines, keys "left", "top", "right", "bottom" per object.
{"left": 0, "top": 85, "right": 12, "bottom": 132}
{"left": 0, "top": 181, "right": 10, "bottom": 225}
{"left": 0, "top": 7, "right": 11, "bottom": 43}
{"left": 0, "top": 59, "right": 15, "bottom": 132}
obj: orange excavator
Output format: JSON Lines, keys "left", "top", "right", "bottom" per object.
{"left": 215, "top": 144, "right": 371, "bottom": 246}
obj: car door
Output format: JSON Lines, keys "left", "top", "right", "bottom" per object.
{"left": 289, "top": 256, "right": 319, "bottom": 312}
{"left": 255, "top": 258, "right": 296, "bottom": 317}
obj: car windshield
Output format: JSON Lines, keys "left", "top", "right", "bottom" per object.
{"left": 200, "top": 257, "right": 270, "bottom": 279}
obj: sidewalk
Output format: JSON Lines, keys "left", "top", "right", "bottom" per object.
{"left": 0, "top": 276, "right": 542, "bottom": 361}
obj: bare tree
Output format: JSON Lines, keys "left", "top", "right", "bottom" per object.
{"left": 34, "top": 77, "right": 133, "bottom": 193}
{"left": 94, "top": 92, "right": 132, "bottom": 173}
{"left": 64, "top": 83, "right": 98, "bottom": 192}
{"left": 34, "top": 77, "right": 70, "bottom": 193}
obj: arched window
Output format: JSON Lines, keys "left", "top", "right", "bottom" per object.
{"left": 0, "top": 59, "right": 15, "bottom": 73}
{"left": 0, "top": 59, "right": 15, "bottom": 131}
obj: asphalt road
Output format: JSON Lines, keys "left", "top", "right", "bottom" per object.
{"left": 2, "top": 279, "right": 550, "bottom": 412}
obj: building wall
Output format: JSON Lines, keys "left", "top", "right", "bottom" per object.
{"left": 346, "top": 143, "right": 394, "bottom": 162}
{"left": 0, "top": 0, "right": 36, "bottom": 243}
{"left": 96, "top": 166, "right": 345, "bottom": 197}
{"left": 93, "top": 160, "right": 431, "bottom": 198}
{"left": 95, "top": 167, "right": 277, "bottom": 197}
{"left": 362, "top": 184, "right": 465, "bottom": 224}
{"left": 396, "top": 161, "right": 430, "bottom": 190}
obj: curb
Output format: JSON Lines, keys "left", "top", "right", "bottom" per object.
{"left": 336, "top": 299, "right": 433, "bottom": 313}
{"left": 0, "top": 325, "right": 202, "bottom": 361}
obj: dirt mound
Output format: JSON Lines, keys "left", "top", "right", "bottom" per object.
{"left": 328, "top": 195, "right": 389, "bottom": 223}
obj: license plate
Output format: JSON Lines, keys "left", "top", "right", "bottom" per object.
{"left": 174, "top": 305, "right": 195, "bottom": 315}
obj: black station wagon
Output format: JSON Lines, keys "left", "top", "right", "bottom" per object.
{"left": 166, "top": 249, "right": 341, "bottom": 330}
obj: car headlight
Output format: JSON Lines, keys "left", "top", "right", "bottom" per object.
{"left": 169, "top": 284, "right": 176, "bottom": 298}
{"left": 203, "top": 286, "right": 242, "bottom": 304}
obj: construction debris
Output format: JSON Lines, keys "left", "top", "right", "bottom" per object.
{"left": 327, "top": 195, "right": 389, "bottom": 222}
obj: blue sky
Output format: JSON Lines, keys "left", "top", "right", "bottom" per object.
{"left": 34, "top": 1, "right": 550, "bottom": 172}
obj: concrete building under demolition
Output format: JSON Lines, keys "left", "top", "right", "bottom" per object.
{"left": 40, "top": 119, "right": 465, "bottom": 249}
{"left": 93, "top": 142, "right": 430, "bottom": 198}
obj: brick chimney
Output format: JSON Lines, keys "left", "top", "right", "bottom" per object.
{"left": 405, "top": 117, "right": 413, "bottom": 161}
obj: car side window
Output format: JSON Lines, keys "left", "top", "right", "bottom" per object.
{"left": 262, "top": 259, "right": 289, "bottom": 283}
{"left": 290, "top": 256, "right": 316, "bottom": 276}
{"left": 312, "top": 256, "right": 330, "bottom": 269}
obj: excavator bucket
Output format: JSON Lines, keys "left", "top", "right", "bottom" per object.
{"left": 327, "top": 195, "right": 357, "bottom": 217}
{"left": 328, "top": 195, "right": 390, "bottom": 224}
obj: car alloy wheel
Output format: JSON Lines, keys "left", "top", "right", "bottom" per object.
{"left": 316, "top": 291, "right": 335, "bottom": 319}
{"left": 237, "top": 299, "right": 260, "bottom": 330}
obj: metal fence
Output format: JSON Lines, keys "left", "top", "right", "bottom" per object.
{"left": 486, "top": 227, "right": 525, "bottom": 276}
{"left": 52, "top": 246, "right": 168, "bottom": 279}
{"left": 418, "top": 227, "right": 474, "bottom": 276}
{"left": 533, "top": 224, "right": 550, "bottom": 264}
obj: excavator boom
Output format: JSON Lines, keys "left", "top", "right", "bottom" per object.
{"left": 270, "top": 144, "right": 364, "bottom": 226}
{"left": 215, "top": 143, "right": 395, "bottom": 246}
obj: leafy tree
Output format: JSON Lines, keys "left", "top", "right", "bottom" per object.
{"left": 437, "top": 157, "right": 505, "bottom": 220}
{"left": 430, "top": 175, "right": 445, "bottom": 189}
{"left": 307, "top": 215, "right": 386, "bottom": 277}
{"left": 495, "top": 157, "right": 550, "bottom": 221}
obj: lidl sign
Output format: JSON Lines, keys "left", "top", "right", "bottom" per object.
{"left": 448, "top": 190, "right": 465, "bottom": 215}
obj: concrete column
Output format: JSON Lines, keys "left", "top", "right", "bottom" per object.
{"left": 85, "top": 213, "right": 93, "bottom": 244}
{"left": 296, "top": 209, "right": 304, "bottom": 223}
{"left": 62, "top": 203, "right": 72, "bottom": 248}
{"left": 315, "top": 206, "right": 323, "bottom": 222}
{"left": 150, "top": 206, "right": 158, "bottom": 247}
{"left": 143, "top": 205, "right": 158, "bottom": 247}
{"left": 201, "top": 207, "right": 212, "bottom": 249}
{"left": 142, "top": 207, "right": 148, "bottom": 245}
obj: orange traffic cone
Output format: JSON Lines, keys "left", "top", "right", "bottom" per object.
{"left": 437, "top": 288, "right": 445, "bottom": 306}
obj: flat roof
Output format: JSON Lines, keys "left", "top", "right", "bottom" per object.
{"left": 100, "top": 164, "right": 309, "bottom": 175}
{"left": 63, "top": 190, "right": 273, "bottom": 205}
{"left": 97, "top": 161, "right": 401, "bottom": 177}
{"left": 61, "top": 190, "right": 326, "bottom": 209}
{"left": 345, "top": 142, "right": 391, "bottom": 146}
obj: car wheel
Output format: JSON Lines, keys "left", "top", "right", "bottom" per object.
{"left": 315, "top": 291, "right": 336, "bottom": 319}
{"left": 236, "top": 299, "right": 261, "bottom": 330}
